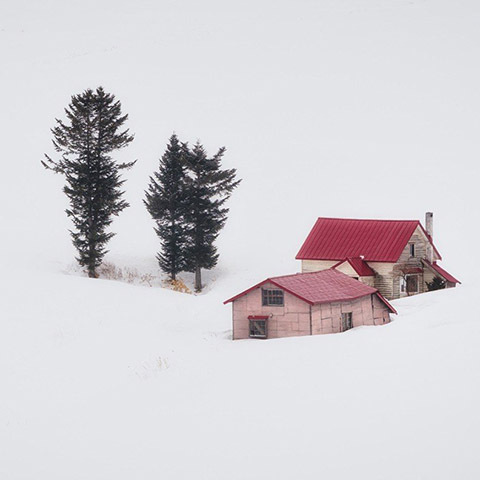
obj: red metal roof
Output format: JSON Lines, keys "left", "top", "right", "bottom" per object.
{"left": 296, "top": 217, "right": 442, "bottom": 262}
{"left": 332, "top": 257, "right": 375, "bottom": 276}
{"left": 423, "top": 260, "right": 460, "bottom": 284}
{"left": 248, "top": 315, "right": 270, "bottom": 320}
{"left": 224, "top": 269, "right": 396, "bottom": 313}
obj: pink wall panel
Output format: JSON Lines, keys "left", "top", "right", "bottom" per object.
{"left": 232, "top": 285, "right": 391, "bottom": 340}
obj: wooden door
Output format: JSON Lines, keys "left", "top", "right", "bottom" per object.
{"left": 341, "top": 312, "right": 353, "bottom": 331}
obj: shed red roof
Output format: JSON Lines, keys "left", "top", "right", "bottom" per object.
{"left": 224, "top": 269, "right": 396, "bottom": 313}
{"left": 296, "top": 217, "right": 441, "bottom": 262}
{"left": 332, "top": 257, "right": 375, "bottom": 276}
{"left": 423, "top": 260, "right": 460, "bottom": 284}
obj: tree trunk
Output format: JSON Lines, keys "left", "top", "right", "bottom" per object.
{"left": 87, "top": 223, "right": 97, "bottom": 278}
{"left": 194, "top": 266, "right": 202, "bottom": 292}
{"left": 88, "top": 264, "right": 97, "bottom": 278}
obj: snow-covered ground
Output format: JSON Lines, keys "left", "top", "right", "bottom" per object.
{"left": 1, "top": 0, "right": 480, "bottom": 478}
{"left": 1, "top": 273, "right": 478, "bottom": 479}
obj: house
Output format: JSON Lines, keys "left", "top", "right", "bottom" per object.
{"left": 224, "top": 269, "right": 396, "bottom": 340}
{"left": 296, "top": 212, "right": 460, "bottom": 300}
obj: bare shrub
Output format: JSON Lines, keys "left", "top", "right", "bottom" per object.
{"left": 98, "top": 262, "right": 124, "bottom": 281}
{"left": 98, "top": 262, "right": 153, "bottom": 286}
{"left": 140, "top": 273, "right": 155, "bottom": 287}
{"left": 164, "top": 277, "right": 192, "bottom": 294}
{"left": 124, "top": 267, "right": 139, "bottom": 284}
{"left": 97, "top": 262, "right": 190, "bottom": 293}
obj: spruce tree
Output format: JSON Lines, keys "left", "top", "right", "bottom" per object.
{"left": 42, "top": 87, "right": 135, "bottom": 278}
{"left": 183, "top": 142, "right": 241, "bottom": 292}
{"left": 144, "top": 134, "right": 188, "bottom": 281}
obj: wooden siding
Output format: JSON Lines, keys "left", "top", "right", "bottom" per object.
{"left": 367, "top": 262, "right": 394, "bottom": 300}
{"left": 324, "top": 260, "right": 376, "bottom": 287}
{"left": 334, "top": 261, "right": 358, "bottom": 277}
{"left": 360, "top": 276, "right": 375, "bottom": 287}
{"left": 423, "top": 267, "right": 436, "bottom": 290}
{"left": 301, "top": 260, "right": 336, "bottom": 272}
{"left": 391, "top": 226, "right": 430, "bottom": 298}
{"left": 396, "top": 227, "right": 428, "bottom": 264}
{"left": 368, "top": 227, "right": 434, "bottom": 299}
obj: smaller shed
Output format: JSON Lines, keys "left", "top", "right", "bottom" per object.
{"left": 224, "top": 269, "right": 396, "bottom": 340}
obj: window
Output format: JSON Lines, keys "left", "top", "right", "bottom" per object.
{"left": 341, "top": 312, "right": 353, "bottom": 331}
{"left": 249, "top": 319, "right": 267, "bottom": 338}
{"left": 409, "top": 243, "right": 415, "bottom": 257}
{"left": 400, "top": 275, "right": 418, "bottom": 294}
{"left": 262, "top": 289, "right": 284, "bottom": 306}
{"left": 406, "top": 274, "right": 418, "bottom": 293}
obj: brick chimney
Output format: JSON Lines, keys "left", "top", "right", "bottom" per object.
{"left": 425, "top": 212, "right": 433, "bottom": 239}
{"left": 425, "top": 212, "right": 433, "bottom": 262}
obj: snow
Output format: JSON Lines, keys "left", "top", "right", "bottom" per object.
{"left": 2, "top": 273, "right": 479, "bottom": 479}
{"left": 1, "top": 0, "right": 480, "bottom": 478}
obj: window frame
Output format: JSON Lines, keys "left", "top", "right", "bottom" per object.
{"left": 249, "top": 319, "right": 267, "bottom": 338}
{"left": 409, "top": 243, "right": 415, "bottom": 258}
{"left": 261, "top": 289, "right": 284, "bottom": 306}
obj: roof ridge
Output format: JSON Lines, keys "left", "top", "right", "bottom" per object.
{"left": 317, "top": 217, "right": 420, "bottom": 223}
{"left": 296, "top": 217, "right": 441, "bottom": 262}
{"left": 270, "top": 269, "right": 343, "bottom": 280}
{"left": 224, "top": 268, "right": 396, "bottom": 309}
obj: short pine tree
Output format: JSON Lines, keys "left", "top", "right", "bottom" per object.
{"left": 426, "top": 275, "right": 446, "bottom": 291}
{"left": 144, "top": 134, "right": 189, "bottom": 281}
{"left": 183, "top": 142, "right": 241, "bottom": 292}
{"left": 42, "top": 87, "right": 135, "bottom": 278}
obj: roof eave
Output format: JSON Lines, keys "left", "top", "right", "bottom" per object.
{"left": 224, "top": 279, "right": 270, "bottom": 304}
{"left": 298, "top": 256, "right": 397, "bottom": 263}
{"left": 375, "top": 292, "right": 397, "bottom": 314}
{"left": 422, "top": 259, "right": 461, "bottom": 284}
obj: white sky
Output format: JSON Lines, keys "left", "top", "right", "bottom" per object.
{"left": 1, "top": 0, "right": 478, "bottom": 282}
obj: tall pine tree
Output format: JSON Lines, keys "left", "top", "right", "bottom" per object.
{"left": 144, "top": 134, "right": 188, "bottom": 280}
{"left": 183, "top": 142, "right": 241, "bottom": 292}
{"left": 42, "top": 87, "right": 135, "bottom": 278}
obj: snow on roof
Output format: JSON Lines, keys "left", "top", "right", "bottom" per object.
{"left": 296, "top": 217, "right": 442, "bottom": 262}
{"left": 224, "top": 269, "right": 396, "bottom": 313}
